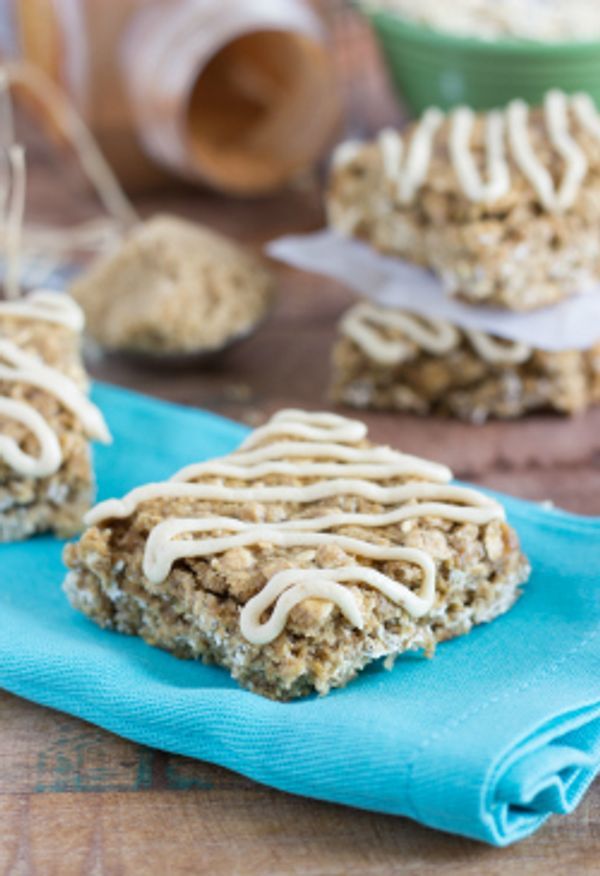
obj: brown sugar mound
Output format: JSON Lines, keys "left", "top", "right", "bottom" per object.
{"left": 71, "top": 214, "right": 275, "bottom": 355}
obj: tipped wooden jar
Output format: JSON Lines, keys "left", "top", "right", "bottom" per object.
{"left": 15, "top": 0, "right": 340, "bottom": 194}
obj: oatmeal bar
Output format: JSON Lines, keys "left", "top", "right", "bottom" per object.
{"left": 63, "top": 408, "right": 529, "bottom": 700}
{"left": 331, "top": 302, "right": 600, "bottom": 422}
{"left": 328, "top": 91, "right": 600, "bottom": 311}
{"left": 0, "top": 292, "right": 111, "bottom": 541}
{"left": 70, "top": 214, "right": 275, "bottom": 356}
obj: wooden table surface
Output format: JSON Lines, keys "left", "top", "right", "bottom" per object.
{"left": 2, "top": 11, "right": 600, "bottom": 873}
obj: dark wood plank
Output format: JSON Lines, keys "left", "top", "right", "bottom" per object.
{"left": 0, "top": 692, "right": 598, "bottom": 876}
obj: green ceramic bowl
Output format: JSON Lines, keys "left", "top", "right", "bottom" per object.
{"left": 361, "top": 8, "right": 600, "bottom": 114}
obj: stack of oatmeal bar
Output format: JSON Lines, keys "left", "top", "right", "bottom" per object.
{"left": 328, "top": 91, "right": 600, "bottom": 421}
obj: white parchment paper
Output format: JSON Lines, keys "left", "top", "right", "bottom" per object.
{"left": 267, "top": 230, "right": 600, "bottom": 351}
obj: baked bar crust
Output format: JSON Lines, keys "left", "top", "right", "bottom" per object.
{"left": 0, "top": 292, "right": 110, "bottom": 541}
{"left": 70, "top": 214, "right": 275, "bottom": 356}
{"left": 63, "top": 409, "right": 529, "bottom": 700}
{"left": 327, "top": 92, "right": 600, "bottom": 311}
{"left": 331, "top": 302, "right": 600, "bottom": 422}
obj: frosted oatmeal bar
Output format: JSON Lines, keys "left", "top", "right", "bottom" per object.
{"left": 331, "top": 302, "right": 600, "bottom": 422}
{"left": 0, "top": 292, "right": 110, "bottom": 541}
{"left": 63, "top": 408, "right": 529, "bottom": 700}
{"left": 71, "top": 214, "right": 275, "bottom": 356}
{"left": 328, "top": 91, "right": 600, "bottom": 311}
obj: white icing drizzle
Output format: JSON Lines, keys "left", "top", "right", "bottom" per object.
{"left": 398, "top": 108, "right": 444, "bottom": 203}
{"left": 543, "top": 90, "right": 588, "bottom": 211}
{"left": 341, "top": 302, "right": 459, "bottom": 365}
{"left": 239, "top": 409, "right": 368, "bottom": 449}
{"left": 85, "top": 409, "right": 505, "bottom": 646}
{"left": 464, "top": 329, "right": 531, "bottom": 365}
{"left": 0, "top": 397, "right": 61, "bottom": 477}
{"left": 172, "top": 454, "right": 451, "bottom": 487}
{"left": 449, "top": 107, "right": 510, "bottom": 202}
{"left": 142, "top": 487, "right": 500, "bottom": 586}
{"left": 176, "top": 438, "right": 451, "bottom": 482}
{"left": 0, "top": 340, "right": 109, "bottom": 440}
{"left": 572, "top": 92, "right": 600, "bottom": 141}
{"left": 333, "top": 90, "right": 600, "bottom": 212}
{"left": 484, "top": 111, "right": 512, "bottom": 200}
{"left": 502, "top": 95, "right": 589, "bottom": 212}
{"left": 0, "top": 336, "right": 111, "bottom": 477}
{"left": 331, "top": 139, "right": 363, "bottom": 169}
{"left": 0, "top": 290, "right": 85, "bottom": 331}
{"left": 378, "top": 128, "right": 404, "bottom": 182}
{"left": 341, "top": 302, "right": 531, "bottom": 366}
{"left": 506, "top": 100, "right": 556, "bottom": 209}
{"left": 86, "top": 476, "right": 494, "bottom": 526}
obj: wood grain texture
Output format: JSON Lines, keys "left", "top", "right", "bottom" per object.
{"left": 2, "top": 6, "right": 599, "bottom": 871}
{"left": 1, "top": 691, "right": 598, "bottom": 876}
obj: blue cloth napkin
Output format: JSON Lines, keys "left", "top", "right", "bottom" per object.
{"left": 1, "top": 383, "right": 599, "bottom": 846}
